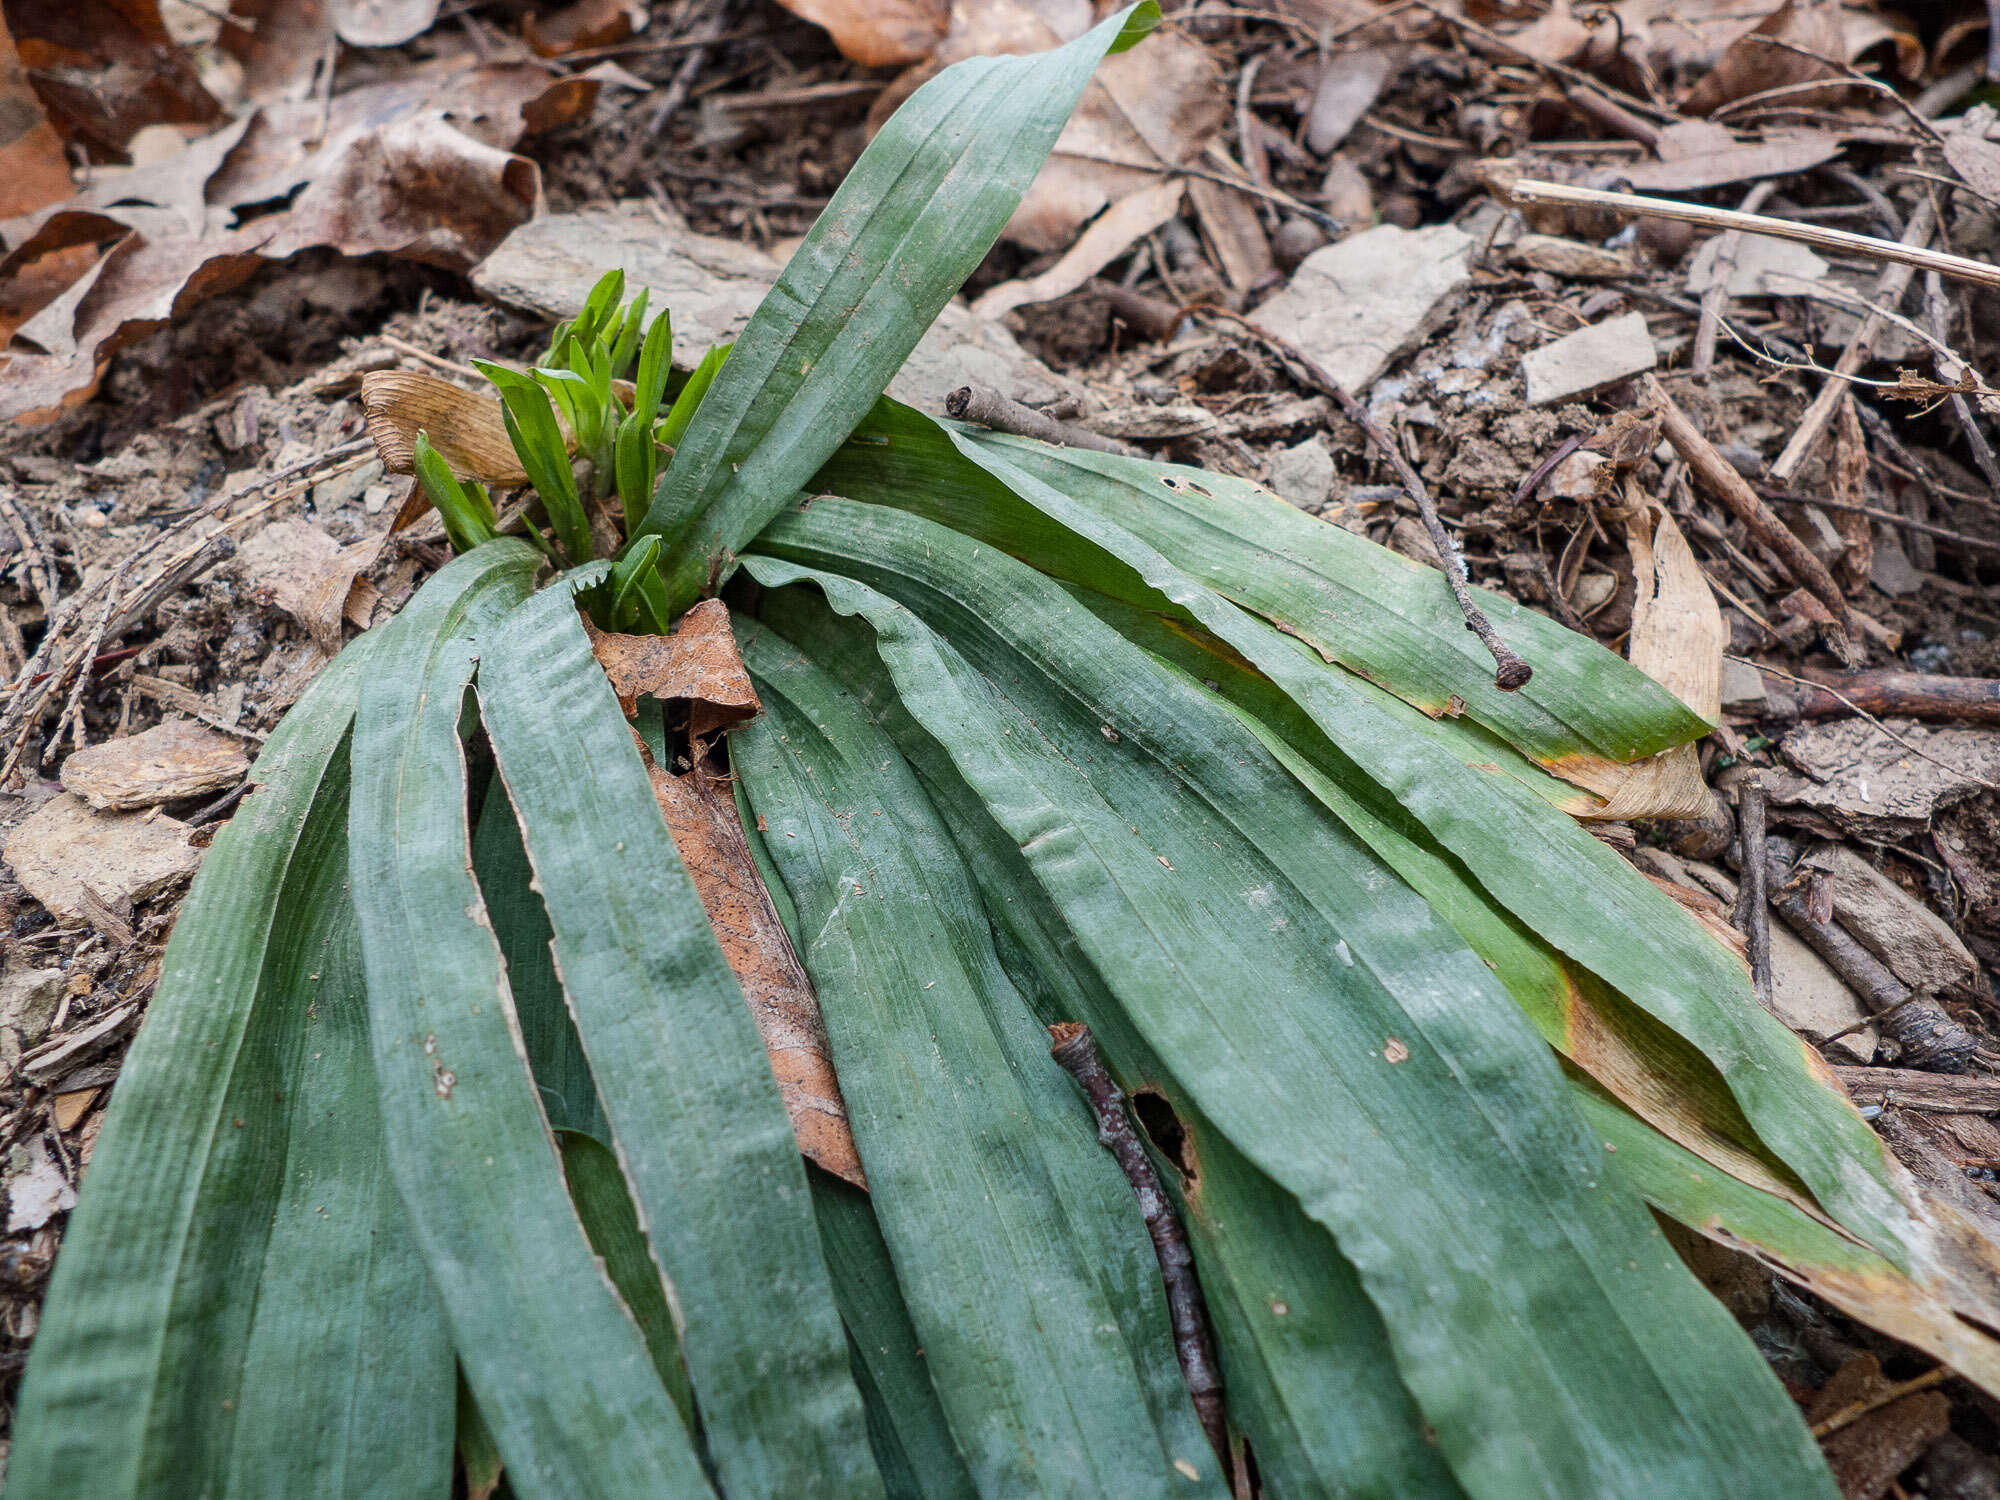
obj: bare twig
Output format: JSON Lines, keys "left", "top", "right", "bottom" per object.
{"left": 1644, "top": 376, "right": 1855, "bottom": 661}
{"left": 1733, "top": 777, "right": 1773, "bottom": 1008}
{"left": 1509, "top": 180, "right": 2000, "bottom": 296}
{"left": 944, "top": 385, "right": 1142, "bottom": 459}
{"left": 1762, "top": 835, "right": 1979, "bottom": 1071}
{"left": 1744, "top": 656, "right": 2000, "bottom": 793}
{"left": 1049, "top": 1023, "right": 1227, "bottom": 1471}
{"left": 1810, "top": 1366, "right": 1949, "bottom": 1438}
{"left": 1194, "top": 305, "right": 1532, "bottom": 689}
{"left": 1757, "top": 486, "right": 2000, "bottom": 556}
{"left": 1770, "top": 196, "right": 1937, "bottom": 485}
{"left": 1766, "top": 668, "right": 2000, "bottom": 727}
{"left": 1835, "top": 1067, "right": 2000, "bottom": 1114}
{"left": 1693, "top": 181, "right": 1777, "bottom": 376}
{"left": 1923, "top": 268, "right": 2000, "bottom": 496}
{"left": 0, "top": 485, "right": 59, "bottom": 614}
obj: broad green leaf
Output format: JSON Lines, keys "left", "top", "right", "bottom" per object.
{"left": 740, "top": 507, "right": 1838, "bottom": 1500}
{"left": 476, "top": 581, "right": 879, "bottom": 1500}
{"left": 1574, "top": 1083, "right": 2000, "bottom": 1393}
{"left": 470, "top": 783, "right": 607, "bottom": 1141}
{"left": 811, "top": 1170, "right": 981, "bottom": 1500}
{"left": 559, "top": 1131, "right": 697, "bottom": 1434}
{"left": 348, "top": 540, "right": 713, "bottom": 1498}
{"left": 737, "top": 625, "right": 1226, "bottom": 1498}
{"left": 640, "top": 4, "right": 1158, "bottom": 609}
{"left": 956, "top": 429, "right": 1706, "bottom": 767}
{"left": 761, "top": 587, "right": 1469, "bottom": 1500}
{"left": 810, "top": 402, "right": 1913, "bottom": 1266}
{"left": 11, "top": 632, "right": 454, "bottom": 1500}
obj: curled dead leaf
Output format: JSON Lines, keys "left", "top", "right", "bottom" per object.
{"left": 583, "top": 600, "right": 761, "bottom": 739}
{"left": 362, "top": 370, "right": 529, "bottom": 484}
{"left": 8, "top": 0, "right": 222, "bottom": 159}
{"left": 0, "top": 61, "right": 583, "bottom": 423}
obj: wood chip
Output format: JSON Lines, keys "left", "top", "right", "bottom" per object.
{"left": 59, "top": 720, "right": 249, "bottom": 810}
{"left": 3, "top": 793, "right": 200, "bottom": 925}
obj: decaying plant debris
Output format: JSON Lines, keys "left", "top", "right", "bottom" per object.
{"left": 4, "top": 0, "right": 2000, "bottom": 1495}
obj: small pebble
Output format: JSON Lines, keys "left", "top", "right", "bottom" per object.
{"left": 1271, "top": 216, "right": 1329, "bottom": 274}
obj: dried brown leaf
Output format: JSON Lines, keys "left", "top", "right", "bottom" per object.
{"left": 0, "top": 13, "right": 74, "bottom": 220}
{"left": 772, "top": 0, "right": 950, "bottom": 67}
{"left": 1680, "top": 0, "right": 1847, "bottom": 117}
{"left": 583, "top": 600, "right": 761, "bottom": 736}
{"left": 0, "top": 64, "right": 576, "bottom": 422}
{"left": 523, "top": 0, "right": 649, "bottom": 57}
{"left": 971, "top": 177, "right": 1182, "bottom": 319}
{"left": 234, "top": 520, "right": 381, "bottom": 653}
{"left": 362, "top": 370, "right": 529, "bottom": 484}
{"left": 647, "top": 762, "right": 865, "bottom": 1188}
{"left": 8, "top": 0, "right": 222, "bottom": 159}
{"left": 2, "top": 792, "right": 200, "bottom": 923}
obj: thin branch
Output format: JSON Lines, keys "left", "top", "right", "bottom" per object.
{"left": 1733, "top": 777, "right": 1773, "bottom": 1009}
{"left": 1049, "top": 1023, "right": 1228, "bottom": 1471}
{"left": 1810, "top": 1366, "right": 1949, "bottom": 1438}
{"left": 944, "top": 385, "right": 1142, "bottom": 458}
{"left": 1509, "top": 180, "right": 2000, "bottom": 296}
{"left": 1743, "top": 656, "right": 2000, "bottom": 794}
{"left": 1194, "top": 304, "right": 1533, "bottom": 689}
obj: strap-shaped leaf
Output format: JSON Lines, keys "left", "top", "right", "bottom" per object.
{"left": 810, "top": 1171, "right": 981, "bottom": 1500}
{"left": 348, "top": 541, "right": 715, "bottom": 1498}
{"left": 758, "top": 587, "right": 1468, "bottom": 1500}
{"left": 475, "top": 581, "right": 879, "bottom": 1500}
{"left": 735, "top": 625, "right": 1226, "bottom": 1498}
{"left": 955, "top": 429, "right": 1707, "bottom": 766}
{"left": 639, "top": 4, "right": 1157, "bottom": 610}
{"left": 810, "top": 403, "right": 1914, "bottom": 1265}
{"left": 741, "top": 509, "right": 1837, "bottom": 1500}
{"left": 11, "top": 632, "right": 454, "bottom": 1500}
{"left": 470, "top": 785, "right": 607, "bottom": 1141}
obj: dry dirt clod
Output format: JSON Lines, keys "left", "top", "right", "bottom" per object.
{"left": 2, "top": 794, "right": 201, "bottom": 927}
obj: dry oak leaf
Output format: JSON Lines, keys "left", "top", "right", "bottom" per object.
{"left": 8, "top": 0, "right": 222, "bottom": 160}
{"left": 647, "top": 761, "right": 865, "bottom": 1188}
{"left": 773, "top": 0, "right": 948, "bottom": 67}
{"left": 583, "top": 600, "right": 761, "bottom": 739}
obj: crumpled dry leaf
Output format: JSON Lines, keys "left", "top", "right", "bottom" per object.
{"left": 234, "top": 519, "right": 383, "bottom": 652}
{"left": 0, "top": 60, "right": 585, "bottom": 423}
{"left": 647, "top": 761, "right": 866, "bottom": 1188}
{"left": 584, "top": 601, "right": 762, "bottom": 739}
{"left": 1681, "top": 0, "right": 1846, "bottom": 117}
{"left": 794, "top": 0, "right": 1223, "bottom": 253}
{"left": 362, "top": 369, "right": 529, "bottom": 484}
{"left": 8, "top": 0, "right": 223, "bottom": 159}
